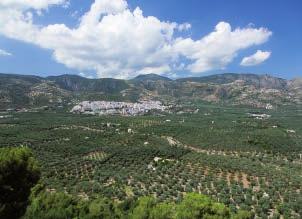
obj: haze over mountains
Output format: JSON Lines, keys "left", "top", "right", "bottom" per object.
{"left": 0, "top": 72, "right": 301, "bottom": 110}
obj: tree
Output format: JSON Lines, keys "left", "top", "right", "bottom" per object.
{"left": 175, "top": 193, "right": 230, "bottom": 219}
{"left": 24, "top": 191, "right": 78, "bottom": 219}
{"left": 24, "top": 190, "right": 252, "bottom": 219}
{"left": 174, "top": 193, "right": 252, "bottom": 219}
{"left": 129, "top": 196, "right": 156, "bottom": 219}
{"left": 0, "top": 147, "right": 40, "bottom": 219}
{"left": 85, "top": 197, "right": 115, "bottom": 219}
{"left": 150, "top": 202, "right": 176, "bottom": 219}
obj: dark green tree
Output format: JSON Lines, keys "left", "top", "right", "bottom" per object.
{"left": 0, "top": 147, "right": 40, "bottom": 219}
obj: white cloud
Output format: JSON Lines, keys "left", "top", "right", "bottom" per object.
{"left": 62, "top": 0, "right": 70, "bottom": 9}
{"left": 174, "top": 22, "right": 272, "bottom": 72}
{"left": 136, "top": 65, "right": 171, "bottom": 75}
{"left": 70, "top": 10, "right": 79, "bottom": 19}
{"left": 0, "top": 49, "right": 12, "bottom": 56}
{"left": 177, "top": 23, "right": 191, "bottom": 31}
{"left": 0, "top": 0, "right": 67, "bottom": 10}
{"left": 0, "top": 0, "right": 273, "bottom": 78}
{"left": 79, "top": 72, "right": 95, "bottom": 79}
{"left": 240, "top": 50, "right": 271, "bottom": 66}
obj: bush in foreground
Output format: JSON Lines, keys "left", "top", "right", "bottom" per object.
{"left": 24, "top": 190, "right": 252, "bottom": 219}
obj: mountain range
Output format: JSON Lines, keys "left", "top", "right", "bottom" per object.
{"left": 0, "top": 72, "right": 301, "bottom": 110}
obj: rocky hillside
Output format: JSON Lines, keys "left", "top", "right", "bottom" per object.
{"left": 177, "top": 73, "right": 288, "bottom": 89}
{"left": 47, "top": 75, "right": 129, "bottom": 93}
{"left": 0, "top": 73, "right": 301, "bottom": 110}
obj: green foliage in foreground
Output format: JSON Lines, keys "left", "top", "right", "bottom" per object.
{"left": 24, "top": 190, "right": 252, "bottom": 219}
{"left": 0, "top": 147, "right": 40, "bottom": 219}
{"left": 1, "top": 146, "right": 252, "bottom": 219}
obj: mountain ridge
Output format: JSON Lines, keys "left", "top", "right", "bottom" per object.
{"left": 0, "top": 72, "right": 301, "bottom": 110}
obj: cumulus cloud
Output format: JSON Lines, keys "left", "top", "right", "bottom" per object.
{"left": 0, "top": 0, "right": 67, "bottom": 10}
{"left": 240, "top": 50, "right": 271, "bottom": 66}
{"left": 175, "top": 22, "right": 272, "bottom": 72}
{"left": 0, "top": 0, "right": 273, "bottom": 78}
{"left": 0, "top": 49, "right": 12, "bottom": 56}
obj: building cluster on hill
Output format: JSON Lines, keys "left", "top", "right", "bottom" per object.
{"left": 71, "top": 100, "right": 166, "bottom": 116}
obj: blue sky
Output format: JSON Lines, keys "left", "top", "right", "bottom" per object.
{"left": 0, "top": 0, "right": 301, "bottom": 79}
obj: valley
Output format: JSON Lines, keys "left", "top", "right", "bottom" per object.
{"left": 1, "top": 102, "right": 301, "bottom": 218}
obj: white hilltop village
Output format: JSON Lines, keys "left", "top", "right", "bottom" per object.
{"left": 71, "top": 100, "right": 166, "bottom": 116}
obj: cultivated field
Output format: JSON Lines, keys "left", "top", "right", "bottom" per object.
{"left": 0, "top": 103, "right": 301, "bottom": 218}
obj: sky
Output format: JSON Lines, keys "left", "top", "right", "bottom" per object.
{"left": 0, "top": 0, "right": 301, "bottom": 79}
